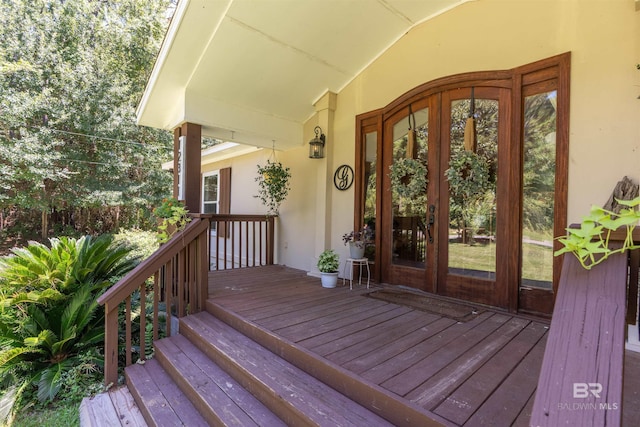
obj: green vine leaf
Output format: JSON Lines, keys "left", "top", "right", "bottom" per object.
{"left": 555, "top": 197, "right": 640, "bottom": 269}
{"left": 255, "top": 160, "right": 291, "bottom": 215}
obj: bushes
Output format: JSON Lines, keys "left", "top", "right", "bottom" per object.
{"left": 0, "top": 235, "right": 138, "bottom": 420}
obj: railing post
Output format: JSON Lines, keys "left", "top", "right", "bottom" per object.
{"left": 267, "top": 216, "right": 275, "bottom": 265}
{"left": 104, "top": 303, "right": 119, "bottom": 386}
{"left": 199, "top": 229, "right": 208, "bottom": 311}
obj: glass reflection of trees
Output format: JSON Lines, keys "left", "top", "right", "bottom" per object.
{"left": 391, "top": 110, "right": 428, "bottom": 267}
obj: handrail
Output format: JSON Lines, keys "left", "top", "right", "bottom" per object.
{"left": 98, "top": 218, "right": 209, "bottom": 385}
{"left": 531, "top": 226, "right": 638, "bottom": 426}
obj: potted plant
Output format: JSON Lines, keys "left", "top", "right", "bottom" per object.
{"left": 255, "top": 160, "right": 291, "bottom": 215}
{"left": 153, "top": 197, "right": 191, "bottom": 243}
{"left": 317, "top": 249, "right": 340, "bottom": 288}
{"left": 342, "top": 226, "right": 372, "bottom": 259}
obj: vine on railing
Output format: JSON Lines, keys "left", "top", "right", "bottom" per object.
{"left": 555, "top": 198, "right": 640, "bottom": 270}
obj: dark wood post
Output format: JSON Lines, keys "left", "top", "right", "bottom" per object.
{"left": 173, "top": 122, "right": 202, "bottom": 213}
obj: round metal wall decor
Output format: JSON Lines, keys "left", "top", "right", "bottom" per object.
{"left": 333, "top": 164, "right": 354, "bottom": 191}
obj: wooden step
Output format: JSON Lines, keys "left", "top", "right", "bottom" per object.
{"left": 125, "top": 360, "right": 208, "bottom": 427}
{"left": 179, "top": 311, "right": 395, "bottom": 427}
{"left": 206, "top": 300, "right": 451, "bottom": 427}
{"left": 154, "top": 335, "right": 286, "bottom": 426}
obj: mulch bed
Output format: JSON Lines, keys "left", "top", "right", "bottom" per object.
{"left": 365, "top": 288, "right": 484, "bottom": 322}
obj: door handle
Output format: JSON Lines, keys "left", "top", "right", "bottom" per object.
{"left": 427, "top": 205, "right": 435, "bottom": 243}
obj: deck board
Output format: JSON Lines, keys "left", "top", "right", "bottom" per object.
{"left": 206, "top": 265, "right": 638, "bottom": 427}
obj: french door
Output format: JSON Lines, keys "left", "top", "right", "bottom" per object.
{"left": 356, "top": 54, "right": 569, "bottom": 315}
{"left": 380, "top": 87, "right": 510, "bottom": 309}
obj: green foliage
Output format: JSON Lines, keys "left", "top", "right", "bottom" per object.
{"left": 0, "top": 235, "right": 137, "bottom": 420}
{"left": 0, "top": 0, "right": 174, "bottom": 236}
{"left": 522, "top": 92, "right": 557, "bottom": 232}
{"left": 152, "top": 197, "right": 191, "bottom": 243}
{"left": 555, "top": 198, "right": 640, "bottom": 270}
{"left": 255, "top": 161, "right": 291, "bottom": 215}
{"left": 112, "top": 228, "right": 159, "bottom": 264}
{"left": 317, "top": 250, "right": 339, "bottom": 273}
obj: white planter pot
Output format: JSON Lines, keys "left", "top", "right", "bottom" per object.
{"left": 320, "top": 272, "right": 339, "bottom": 288}
{"left": 349, "top": 242, "right": 365, "bottom": 259}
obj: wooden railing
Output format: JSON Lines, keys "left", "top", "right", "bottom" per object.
{"left": 205, "top": 214, "right": 275, "bottom": 270}
{"left": 97, "top": 218, "right": 210, "bottom": 386}
{"left": 530, "top": 228, "right": 640, "bottom": 426}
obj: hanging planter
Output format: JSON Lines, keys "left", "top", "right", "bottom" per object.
{"left": 255, "top": 160, "right": 291, "bottom": 215}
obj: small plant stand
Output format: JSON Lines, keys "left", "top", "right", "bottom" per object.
{"left": 342, "top": 258, "right": 370, "bottom": 290}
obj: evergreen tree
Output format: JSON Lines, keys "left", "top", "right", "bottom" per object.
{"left": 0, "top": 0, "right": 174, "bottom": 236}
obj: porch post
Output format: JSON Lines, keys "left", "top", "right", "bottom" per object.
{"left": 173, "top": 122, "right": 202, "bottom": 213}
{"left": 313, "top": 92, "right": 337, "bottom": 256}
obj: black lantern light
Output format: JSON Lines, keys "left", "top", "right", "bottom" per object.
{"left": 308, "top": 126, "right": 326, "bottom": 159}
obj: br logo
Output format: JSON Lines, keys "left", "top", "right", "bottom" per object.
{"left": 573, "top": 383, "right": 602, "bottom": 399}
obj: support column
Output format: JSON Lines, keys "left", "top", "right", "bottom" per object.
{"left": 173, "top": 122, "right": 202, "bottom": 213}
{"left": 313, "top": 92, "right": 337, "bottom": 261}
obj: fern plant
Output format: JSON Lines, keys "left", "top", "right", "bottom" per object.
{"left": 0, "top": 235, "right": 137, "bottom": 419}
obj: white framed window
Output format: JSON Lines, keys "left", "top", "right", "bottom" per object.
{"left": 202, "top": 170, "right": 219, "bottom": 214}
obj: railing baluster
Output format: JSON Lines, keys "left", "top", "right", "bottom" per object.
{"left": 177, "top": 249, "right": 185, "bottom": 317}
{"left": 259, "top": 220, "right": 263, "bottom": 265}
{"left": 223, "top": 221, "right": 228, "bottom": 269}
{"left": 125, "top": 296, "right": 132, "bottom": 367}
{"left": 139, "top": 282, "right": 146, "bottom": 361}
{"left": 153, "top": 272, "right": 159, "bottom": 342}
{"left": 252, "top": 221, "right": 256, "bottom": 267}
{"left": 165, "top": 258, "right": 172, "bottom": 337}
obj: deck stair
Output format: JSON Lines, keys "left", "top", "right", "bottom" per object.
{"left": 125, "top": 309, "right": 403, "bottom": 426}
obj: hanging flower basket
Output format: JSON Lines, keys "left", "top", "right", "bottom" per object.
{"left": 255, "top": 160, "right": 291, "bottom": 215}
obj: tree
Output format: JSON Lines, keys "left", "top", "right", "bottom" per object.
{"left": 0, "top": 0, "right": 175, "bottom": 237}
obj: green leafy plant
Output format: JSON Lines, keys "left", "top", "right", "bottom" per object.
{"left": 317, "top": 250, "right": 339, "bottom": 273}
{"left": 153, "top": 197, "right": 191, "bottom": 243}
{"left": 0, "top": 235, "right": 137, "bottom": 420}
{"left": 255, "top": 160, "right": 291, "bottom": 215}
{"left": 555, "top": 198, "right": 640, "bottom": 270}
{"left": 342, "top": 226, "right": 373, "bottom": 250}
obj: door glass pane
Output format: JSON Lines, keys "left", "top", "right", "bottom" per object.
{"left": 364, "top": 131, "right": 377, "bottom": 261}
{"left": 390, "top": 108, "right": 428, "bottom": 268}
{"left": 447, "top": 98, "right": 498, "bottom": 279}
{"left": 521, "top": 91, "right": 556, "bottom": 288}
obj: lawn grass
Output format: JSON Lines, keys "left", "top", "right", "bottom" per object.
{"left": 9, "top": 401, "right": 79, "bottom": 427}
{"left": 448, "top": 240, "right": 553, "bottom": 283}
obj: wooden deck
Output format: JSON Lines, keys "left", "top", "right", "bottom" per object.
{"left": 83, "top": 264, "right": 640, "bottom": 426}
{"left": 207, "top": 266, "right": 543, "bottom": 426}
{"left": 206, "top": 265, "right": 640, "bottom": 427}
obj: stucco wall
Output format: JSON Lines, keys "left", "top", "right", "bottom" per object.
{"left": 325, "top": 0, "right": 640, "bottom": 256}
{"left": 202, "top": 0, "right": 640, "bottom": 275}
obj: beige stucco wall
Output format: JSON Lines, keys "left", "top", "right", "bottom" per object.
{"left": 323, "top": 0, "right": 640, "bottom": 258}
{"left": 202, "top": 0, "right": 640, "bottom": 275}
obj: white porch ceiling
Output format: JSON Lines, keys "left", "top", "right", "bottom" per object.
{"left": 137, "top": 0, "right": 471, "bottom": 151}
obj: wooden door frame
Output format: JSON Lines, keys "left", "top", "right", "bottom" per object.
{"left": 354, "top": 52, "right": 570, "bottom": 315}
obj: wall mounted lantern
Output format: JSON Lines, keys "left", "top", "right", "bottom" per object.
{"left": 308, "top": 126, "right": 326, "bottom": 159}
